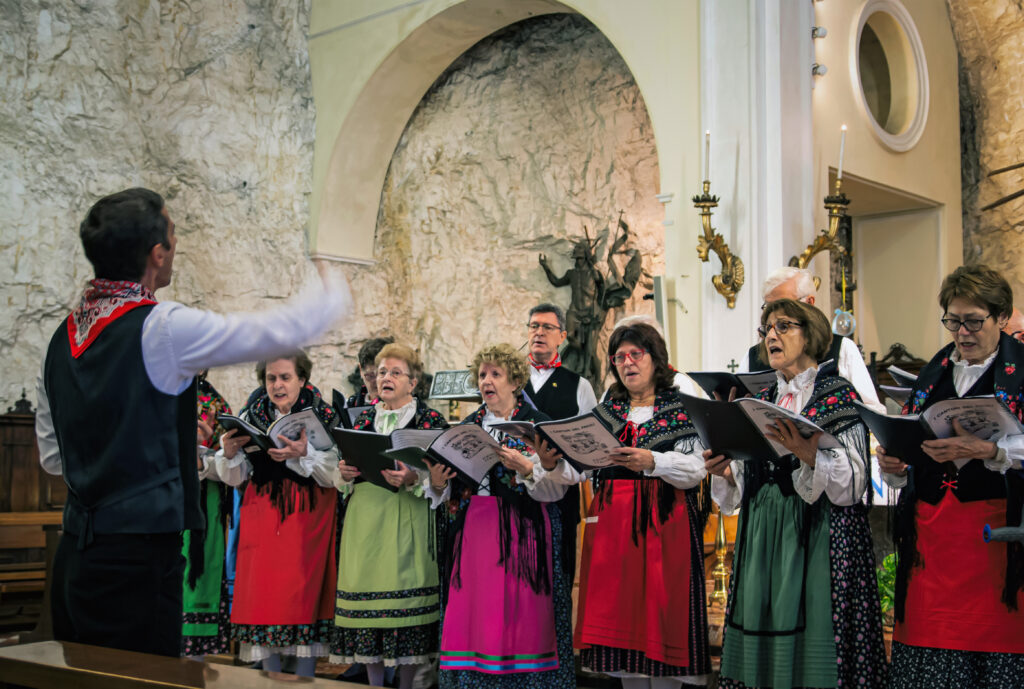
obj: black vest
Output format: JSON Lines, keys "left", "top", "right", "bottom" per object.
{"left": 44, "top": 305, "right": 201, "bottom": 543}
{"left": 748, "top": 332, "right": 845, "bottom": 372}
{"left": 910, "top": 363, "right": 1006, "bottom": 504}
{"left": 525, "top": 367, "right": 581, "bottom": 420}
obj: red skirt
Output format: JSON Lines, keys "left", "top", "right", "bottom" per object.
{"left": 574, "top": 481, "right": 693, "bottom": 667}
{"left": 231, "top": 482, "right": 337, "bottom": 626}
{"left": 894, "top": 491, "right": 1024, "bottom": 654}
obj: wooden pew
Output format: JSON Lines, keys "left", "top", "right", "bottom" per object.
{"left": 0, "top": 512, "right": 61, "bottom": 635}
{"left": 0, "top": 641, "right": 364, "bottom": 689}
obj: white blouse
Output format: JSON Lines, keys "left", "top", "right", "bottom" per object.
{"left": 712, "top": 366, "right": 868, "bottom": 514}
{"left": 535, "top": 404, "right": 708, "bottom": 490}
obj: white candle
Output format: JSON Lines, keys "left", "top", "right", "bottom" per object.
{"left": 837, "top": 124, "right": 847, "bottom": 181}
{"left": 704, "top": 130, "right": 711, "bottom": 181}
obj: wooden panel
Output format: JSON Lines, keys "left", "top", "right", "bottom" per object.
{"left": 0, "top": 513, "right": 63, "bottom": 527}
{"left": 0, "top": 526, "right": 45, "bottom": 550}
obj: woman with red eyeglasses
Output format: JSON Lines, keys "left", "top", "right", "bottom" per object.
{"left": 540, "top": 322, "right": 712, "bottom": 688}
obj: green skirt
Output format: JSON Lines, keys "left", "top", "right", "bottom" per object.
{"left": 720, "top": 483, "right": 837, "bottom": 689}
{"left": 181, "top": 485, "right": 228, "bottom": 655}
{"left": 334, "top": 482, "right": 440, "bottom": 630}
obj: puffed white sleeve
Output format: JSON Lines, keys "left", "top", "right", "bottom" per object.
{"left": 792, "top": 425, "right": 868, "bottom": 506}
{"left": 210, "top": 447, "right": 251, "bottom": 487}
{"left": 286, "top": 445, "right": 341, "bottom": 488}
{"left": 423, "top": 476, "right": 452, "bottom": 510}
{"left": 991, "top": 433, "right": 1024, "bottom": 472}
{"left": 711, "top": 460, "right": 745, "bottom": 515}
{"left": 530, "top": 458, "right": 586, "bottom": 485}
{"left": 642, "top": 436, "right": 707, "bottom": 490}
{"left": 522, "top": 460, "right": 568, "bottom": 502}
{"left": 839, "top": 338, "right": 886, "bottom": 414}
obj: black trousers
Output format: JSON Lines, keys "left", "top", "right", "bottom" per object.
{"left": 51, "top": 531, "right": 185, "bottom": 657}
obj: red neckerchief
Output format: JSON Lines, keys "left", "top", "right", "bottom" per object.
{"left": 66, "top": 279, "right": 156, "bottom": 358}
{"left": 529, "top": 352, "right": 562, "bottom": 370}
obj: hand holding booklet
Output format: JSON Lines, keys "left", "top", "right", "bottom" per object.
{"left": 679, "top": 393, "right": 840, "bottom": 463}
{"left": 218, "top": 408, "right": 335, "bottom": 463}
{"left": 357, "top": 425, "right": 505, "bottom": 487}
{"left": 855, "top": 395, "right": 1023, "bottom": 468}
{"left": 489, "top": 413, "right": 624, "bottom": 472}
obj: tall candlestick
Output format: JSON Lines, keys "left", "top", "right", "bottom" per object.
{"left": 837, "top": 124, "right": 847, "bottom": 181}
{"left": 704, "top": 130, "right": 711, "bottom": 181}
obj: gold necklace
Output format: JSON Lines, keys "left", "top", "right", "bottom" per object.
{"left": 629, "top": 393, "right": 655, "bottom": 407}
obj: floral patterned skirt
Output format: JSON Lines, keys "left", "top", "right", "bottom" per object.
{"left": 331, "top": 621, "right": 438, "bottom": 666}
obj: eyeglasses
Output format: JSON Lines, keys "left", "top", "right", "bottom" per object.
{"left": 757, "top": 319, "right": 802, "bottom": 338}
{"left": 610, "top": 349, "right": 648, "bottom": 366}
{"left": 940, "top": 315, "right": 991, "bottom": 332}
{"left": 376, "top": 368, "right": 411, "bottom": 380}
{"left": 527, "top": 322, "right": 562, "bottom": 333}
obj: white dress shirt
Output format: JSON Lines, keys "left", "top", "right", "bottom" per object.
{"left": 712, "top": 365, "right": 869, "bottom": 514}
{"left": 36, "top": 278, "right": 351, "bottom": 476}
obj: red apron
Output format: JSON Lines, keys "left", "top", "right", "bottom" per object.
{"left": 574, "top": 481, "right": 692, "bottom": 666}
{"left": 231, "top": 483, "right": 337, "bottom": 626}
{"left": 895, "top": 491, "right": 1024, "bottom": 653}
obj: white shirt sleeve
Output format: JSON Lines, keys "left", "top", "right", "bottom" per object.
{"left": 141, "top": 276, "right": 353, "bottom": 395}
{"left": 791, "top": 426, "right": 867, "bottom": 506}
{"left": 521, "top": 458, "right": 568, "bottom": 502}
{"left": 642, "top": 437, "right": 707, "bottom": 490}
{"left": 35, "top": 363, "right": 62, "bottom": 476}
{"left": 423, "top": 476, "right": 452, "bottom": 510}
{"left": 531, "top": 458, "right": 586, "bottom": 485}
{"left": 577, "top": 378, "right": 598, "bottom": 414}
{"left": 711, "top": 460, "right": 745, "bottom": 515}
{"left": 838, "top": 338, "right": 886, "bottom": 414}
{"left": 992, "top": 434, "right": 1024, "bottom": 472}
{"left": 198, "top": 450, "right": 219, "bottom": 481}
{"left": 209, "top": 447, "right": 251, "bottom": 487}
{"left": 285, "top": 445, "right": 341, "bottom": 489}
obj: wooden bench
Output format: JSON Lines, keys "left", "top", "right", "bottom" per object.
{"left": 0, "top": 512, "right": 62, "bottom": 637}
{"left": 0, "top": 641, "right": 364, "bottom": 689}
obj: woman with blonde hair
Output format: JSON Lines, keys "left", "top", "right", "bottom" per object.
{"left": 332, "top": 343, "right": 448, "bottom": 688}
{"left": 427, "top": 343, "right": 574, "bottom": 689}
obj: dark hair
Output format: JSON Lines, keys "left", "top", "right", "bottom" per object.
{"left": 256, "top": 352, "right": 313, "bottom": 386}
{"left": 759, "top": 299, "right": 832, "bottom": 363}
{"left": 528, "top": 303, "right": 566, "bottom": 331}
{"left": 357, "top": 336, "right": 394, "bottom": 368}
{"left": 79, "top": 188, "right": 169, "bottom": 281}
{"left": 606, "top": 323, "right": 675, "bottom": 400}
{"left": 938, "top": 264, "right": 1013, "bottom": 320}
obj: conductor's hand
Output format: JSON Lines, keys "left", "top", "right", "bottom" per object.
{"left": 382, "top": 461, "right": 418, "bottom": 488}
{"left": 921, "top": 418, "right": 998, "bottom": 463}
{"left": 425, "top": 459, "right": 457, "bottom": 491}
{"left": 876, "top": 446, "right": 908, "bottom": 476}
{"left": 268, "top": 428, "right": 307, "bottom": 463}
{"left": 221, "top": 428, "right": 250, "bottom": 459}
{"left": 536, "top": 438, "right": 563, "bottom": 471}
{"left": 703, "top": 449, "right": 735, "bottom": 486}
{"left": 608, "top": 446, "right": 655, "bottom": 473}
{"left": 337, "top": 459, "right": 361, "bottom": 482}
{"left": 765, "top": 418, "right": 821, "bottom": 467}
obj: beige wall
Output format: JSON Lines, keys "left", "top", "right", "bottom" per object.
{"left": 855, "top": 209, "right": 946, "bottom": 361}
{"left": 308, "top": 0, "right": 705, "bottom": 369}
{"left": 810, "top": 0, "right": 963, "bottom": 314}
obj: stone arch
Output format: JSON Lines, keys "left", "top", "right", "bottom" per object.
{"left": 310, "top": 0, "right": 699, "bottom": 263}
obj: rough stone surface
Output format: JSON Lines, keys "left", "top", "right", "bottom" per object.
{"left": 375, "top": 14, "right": 662, "bottom": 386}
{"left": 948, "top": 0, "right": 1024, "bottom": 293}
{"left": 0, "top": 7, "right": 661, "bottom": 413}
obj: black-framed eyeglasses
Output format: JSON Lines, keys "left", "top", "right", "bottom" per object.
{"left": 757, "top": 319, "right": 802, "bottom": 339}
{"left": 940, "top": 314, "right": 991, "bottom": 332}
{"left": 527, "top": 322, "right": 562, "bottom": 333}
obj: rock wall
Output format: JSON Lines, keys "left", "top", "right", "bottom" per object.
{"left": 374, "top": 14, "right": 663, "bottom": 388}
{"left": 0, "top": 6, "right": 661, "bottom": 413}
{"left": 948, "top": 1, "right": 1024, "bottom": 293}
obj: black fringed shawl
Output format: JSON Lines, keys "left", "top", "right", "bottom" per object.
{"left": 441, "top": 397, "right": 554, "bottom": 596}
{"left": 242, "top": 383, "right": 337, "bottom": 522}
{"left": 893, "top": 333, "right": 1024, "bottom": 620}
{"left": 591, "top": 389, "right": 710, "bottom": 544}
{"left": 187, "top": 376, "right": 233, "bottom": 589}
